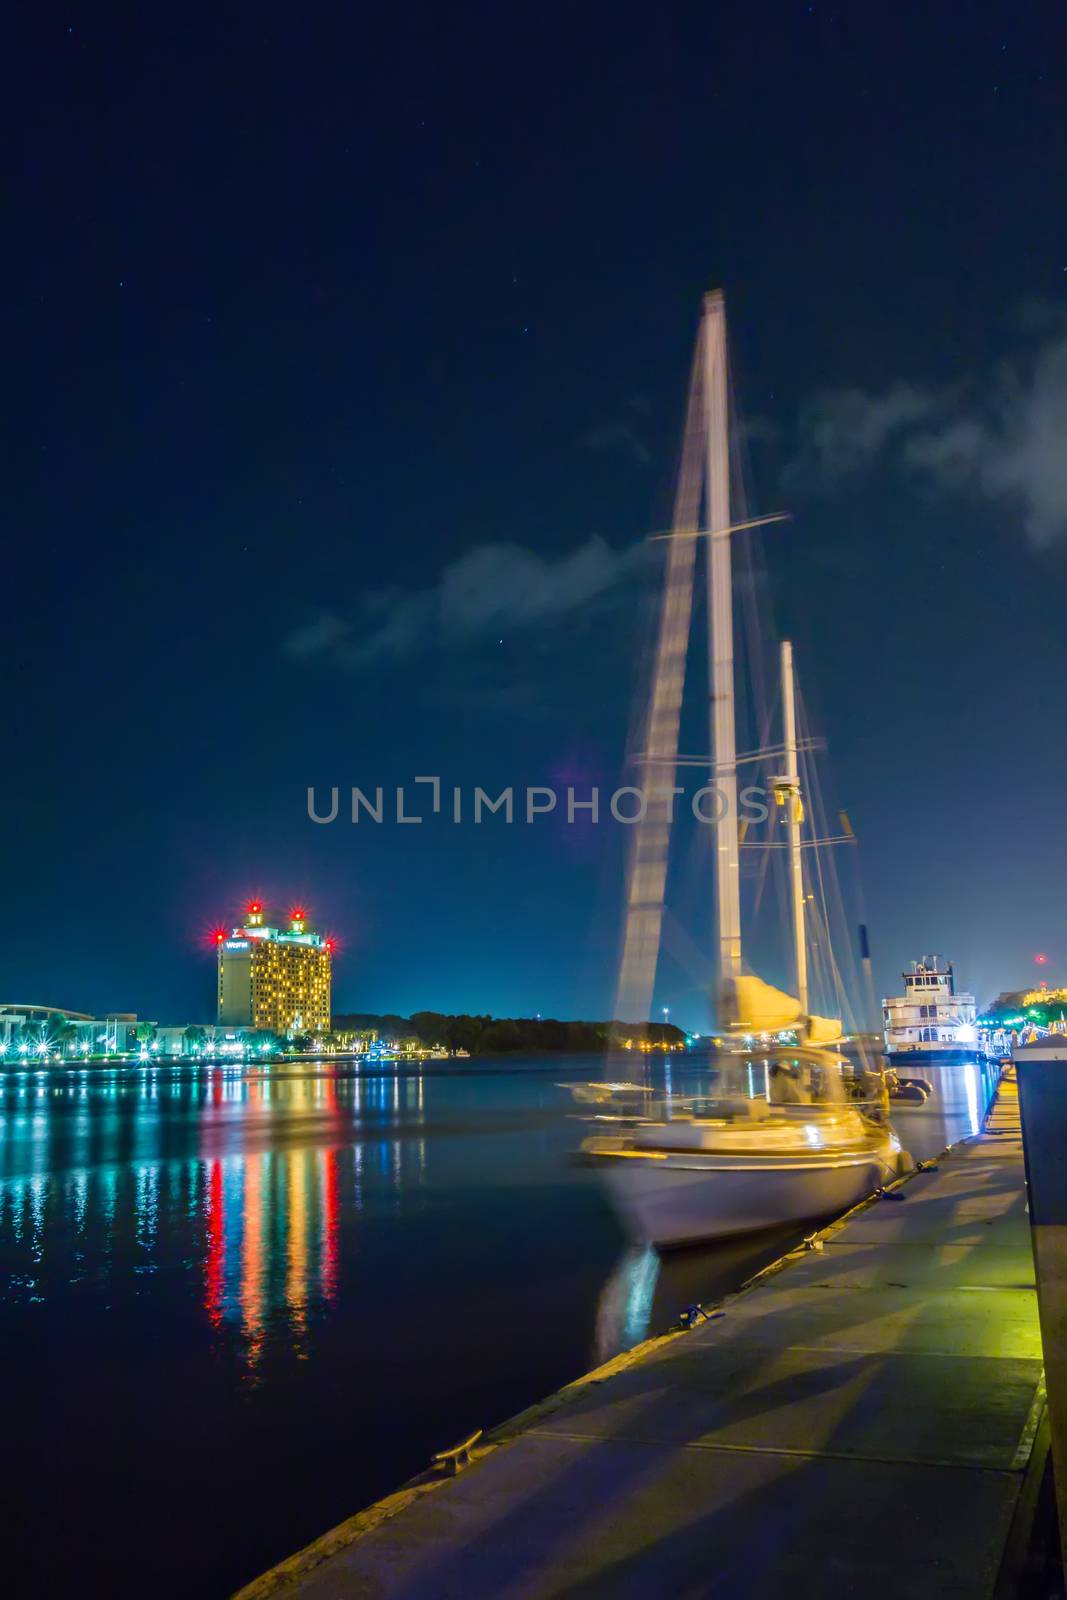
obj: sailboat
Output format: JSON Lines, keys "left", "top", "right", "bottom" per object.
{"left": 577, "top": 290, "right": 904, "bottom": 1247}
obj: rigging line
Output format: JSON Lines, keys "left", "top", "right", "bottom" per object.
{"left": 729, "top": 352, "right": 776, "bottom": 850}
{"left": 732, "top": 368, "right": 786, "bottom": 986}
{"left": 803, "top": 814, "right": 843, "bottom": 1029}
{"left": 632, "top": 737, "right": 824, "bottom": 768}
{"left": 797, "top": 682, "right": 866, "bottom": 1054}
{"left": 740, "top": 837, "right": 857, "bottom": 849}
{"left": 786, "top": 663, "right": 831, "bottom": 1024}
{"left": 800, "top": 701, "right": 841, "bottom": 1027}
{"left": 832, "top": 785, "right": 877, "bottom": 1037}
{"left": 648, "top": 511, "right": 792, "bottom": 542}
{"left": 748, "top": 662, "right": 782, "bottom": 927}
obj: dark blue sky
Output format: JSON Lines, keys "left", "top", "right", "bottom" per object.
{"left": 5, "top": 2, "right": 1067, "bottom": 1029}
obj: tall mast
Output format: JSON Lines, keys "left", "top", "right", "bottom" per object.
{"left": 613, "top": 327, "right": 707, "bottom": 1027}
{"left": 704, "top": 290, "right": 742, "bottom": 980}
{"left": 780, "top": 639, "right": 809, "bottom": 1016}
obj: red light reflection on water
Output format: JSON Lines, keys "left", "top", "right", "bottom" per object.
{"left": 205, "top": 1160, "right": 224, "bottom": 1327}
{"left": 196, "top": 1072, "right": 352, "bottom": 1361}
{"left": 320, "top": 1148, "right": 339, "bottom": 1303}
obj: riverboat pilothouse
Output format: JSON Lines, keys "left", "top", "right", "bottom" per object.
{"left": 883, "top": 957, "right": 986, "bottom": 1064}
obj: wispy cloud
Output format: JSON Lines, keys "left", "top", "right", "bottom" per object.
{"left": 284, "top": 613, "right": 355, "bottom": 657}
{"left": 906, "top": 336, "right": 1067, "bottom": 548}
{"left": 792, "top": 317, "right": 1067, "bottom": 547}
{"left": 283, "top": 535, "right": 648, "bottom": 667}
{"left": 792, "top": 383, "right": 940, "bottom": 484}
{"left": 579, "top": 419, "right": 651, "bottom": 466}
{"left": 579, "top": 395, "right": 653, "bottom": 466}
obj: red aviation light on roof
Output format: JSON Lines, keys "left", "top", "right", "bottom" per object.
{"left": 290, "top": 906, "right": 307, "bottom": 922}
{"left": 213, "top": 927, "right": 227, "bottom": 945}
{"left": 325, "top": 936, "right": 337, "bottom": 955}
{"left": 247, "top": 900, "right": 263, "bottom": 916}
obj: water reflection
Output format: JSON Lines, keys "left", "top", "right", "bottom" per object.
{"left": 0, "top": 1064, "right": 430, "bottom": 1371}
{"left": 964, "top": 1060, "right": 980, "bottom": 1135}
{"left": 595, "top": 1244, "right": 660, "bottom": 1360}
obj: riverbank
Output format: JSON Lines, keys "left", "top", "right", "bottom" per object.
{"left": 0, "top": 1046, "right": 687, "bottom": 1070}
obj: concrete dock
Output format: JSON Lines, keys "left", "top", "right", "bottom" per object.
{"left": 238, "top": 1075, "right": 1045, "bottom": 1599}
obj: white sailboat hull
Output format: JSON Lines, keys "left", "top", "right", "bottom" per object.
{"left": 592, "top": 1138, "right": 899, "bottom": 1248}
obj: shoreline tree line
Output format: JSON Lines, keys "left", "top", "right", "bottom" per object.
{"left": 332, "top": 1012, "right": 687, "bottom": 1055}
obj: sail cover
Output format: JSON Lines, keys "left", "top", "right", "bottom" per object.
{"left": 721, "top": 974, "right": 843, "bottom": 1044}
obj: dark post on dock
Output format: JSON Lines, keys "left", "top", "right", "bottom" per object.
{"left": 1015, "top": 1036, "right": 1067, "bottom": 1575}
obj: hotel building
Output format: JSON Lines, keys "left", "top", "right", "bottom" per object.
{"left": 217, "top": 902, "right": 332, "bottom": 1038}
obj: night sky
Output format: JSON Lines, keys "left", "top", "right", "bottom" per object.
{"left": 5, "top": 2, "right": 1067, "bottom": 1030}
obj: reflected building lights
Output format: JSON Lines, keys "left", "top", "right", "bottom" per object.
{"left": 29, "top": 1172, "right": 47, "bottom": 1252}
{"left": 239, "top": 1151, "right": 267, "bottom": 1365}
{"left": 205, "top": 1158, "right": 225, "bottom": 1328}
{"left": 71, "top": 1168, "right": 88, "bottom": 1231}
{"left": 287, "top": 1149, "right": 309, "bottom": 1333}
{"left": 8, "top": 1178, "right": 24, "bottom": 1244}
{"left": 352, "top": 1140, "right": 363, "bottom": 1211}
{"left": 0, "top": 1065, "right": 439, "bottom": 1364}
{"left": 319, "top": 1147, "right": 339, "bottom": 1305}
{"left": 197, "top": 1079, "right": 350, "bottom": 1355}
{"left": 135, "top": 1163, "right": 160, "bottom": 1263}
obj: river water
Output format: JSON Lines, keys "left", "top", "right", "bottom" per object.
{"left": 0, "top": 1054, "right": 996, "bottom": 1595}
